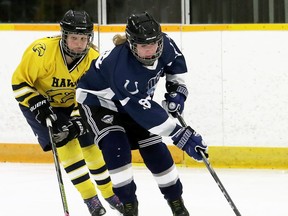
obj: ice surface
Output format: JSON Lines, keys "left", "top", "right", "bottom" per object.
{"left": 0, "top": 163, "right": 287, "bottom": 216}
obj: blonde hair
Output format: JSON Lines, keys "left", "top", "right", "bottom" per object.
{"left": 88, "top": 42, "right": 99, "bottom": 52}
{"left": 113, "top": 34, "right": 127, "bottom": 46}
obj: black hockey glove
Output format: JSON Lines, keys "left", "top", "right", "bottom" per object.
{"left": 28, "top": 95, "right": 57, "bottom": 126}
{"left": 52, "top": 116, "right": 87, "bottom": 147}
{"left": 162, "top": 92, "right": 186, "bottom": 117}
{"left": 172, "top": 126, "right": 208, "bottom": 162}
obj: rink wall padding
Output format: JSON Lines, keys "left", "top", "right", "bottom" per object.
{"left": 3, "top": 24, "right": 288, "bottom": 169}
{"left": 1, "top": 144, "right": 288, "bottom": 169}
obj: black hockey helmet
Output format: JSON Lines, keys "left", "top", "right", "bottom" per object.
{"left": 125, "top": 12, "right": 163, "bottom": 65}
{"left": 60, "top": 10, "right": 94, "bottom": 59}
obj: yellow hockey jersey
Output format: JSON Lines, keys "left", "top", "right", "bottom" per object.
{"left": 12, "top": 36, "right": 99, "bottom": 108}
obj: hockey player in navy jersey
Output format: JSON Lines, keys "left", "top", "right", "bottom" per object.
{"left": 76, "top": 12, "right": 208, "bottom": 216}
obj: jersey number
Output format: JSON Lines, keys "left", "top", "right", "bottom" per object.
{"left": 138, "top": 97, "right": 151, "bottom": 109}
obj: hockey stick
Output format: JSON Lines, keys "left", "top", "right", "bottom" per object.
{"left": 175, "top": 113, "right": 242, "bottom": 216}
{"left": 46, "top": 118, "right": 70, "bottom": 216}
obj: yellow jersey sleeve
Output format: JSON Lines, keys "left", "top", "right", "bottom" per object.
{"left": 12, "top": 37, "right": 54, "bottom": 107}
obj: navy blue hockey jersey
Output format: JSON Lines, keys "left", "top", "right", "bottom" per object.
{"left": 76, "top": 34, "right": 188, "bottom": 137}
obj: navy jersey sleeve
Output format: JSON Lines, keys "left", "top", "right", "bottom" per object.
{"left": 76, "top": 53, "right": 115, "bottom": 108}
{"left": 76, "top": 59, "right": 101, "bottom": 105}
{"left": 162, "top": 34, "right": 188, "bottom": 76}
{"left": 162, "top": 34, "right": 189, "bottom": 97}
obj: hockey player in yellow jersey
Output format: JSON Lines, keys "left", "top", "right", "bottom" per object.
{"left": 11, "top": 10, "right": 123, "bottom": 216}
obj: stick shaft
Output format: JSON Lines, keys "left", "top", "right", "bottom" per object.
{"left": 176, "top": 113, "right": 241, "bottom": 216}
{"left": 46, "top": 118, "right": 70, "bottom": 216}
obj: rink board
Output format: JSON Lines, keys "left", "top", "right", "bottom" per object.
{"left": 1, "top": 143, "right": 288, "bottom": 169}
{"left": 2, "top": 24, "right": 288, "bottom": 170}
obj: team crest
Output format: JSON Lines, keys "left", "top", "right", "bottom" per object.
{"left": 32, "top": 43, "right": 46, "bottom": 56}
{"left": 124, "top": 80, "right": 139, "bottom": 95}
{"left": 46, "top": 88, "right": 75, "bottom": 103}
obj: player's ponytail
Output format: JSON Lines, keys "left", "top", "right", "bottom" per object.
{"left": 113, "top": 34, "right": 127, "bottom": 46}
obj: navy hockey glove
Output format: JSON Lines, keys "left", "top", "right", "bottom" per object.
{"left": 53, "top": 116, "right": 87, "bottom": 147}
{"left": 163, "top": 92, "right": 186, "bottom": 117}
{"left": 172, "top": 126, "right": 208, "bottom": 162}
{"left": 28, "top": 95, "right": 57, "bottom": 126}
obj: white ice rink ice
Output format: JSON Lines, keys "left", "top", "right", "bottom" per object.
{"left": 1, "top": 163, "right": 288, "bottom": 216}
